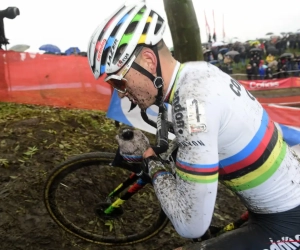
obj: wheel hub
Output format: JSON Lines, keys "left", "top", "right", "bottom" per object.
{"left": 94, "top": 202, "right": 124, "bottom": 219}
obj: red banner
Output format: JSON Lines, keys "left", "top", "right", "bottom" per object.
{"left": 293, "top": 77, "right": 300, "bottom": 88}
{"left": 239, "top": 78, "right": 298, "bottom": 90}
{"left": 0, "top": 51, "right": 299, "bottom": 123}
{"left": 0, "top": 51, "right": 112, "bottom": 111}
{"left": 262, "top": 104, "right": 300, "bottom": 127}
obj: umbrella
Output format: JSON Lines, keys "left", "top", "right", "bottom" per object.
{"left": 39, "top": 44, "right": 61, "bottom": 54}
{"left": 9, "top": 44, "right": 30, "bottom": 52}
{"left": 267, "top": 46, "right": 278, "bottom": 55}
{"left": 250, "top": 48, "right": 262, "bottom": 52}
{"left": 212, "top": 41, "right": 224, "bottom": 47}
{"left": 279, "top": 53, "right": 293, "bottom": 58}
{"left": 203, "top": 49, "right": 211, "bottom": 54}
{"left": 219, "top": 48, "right": 229, "bottom": 54}
{"left": 266, "top": 32, "right": 274, "bottom": 36}
{"left": 225, "top": 51, "right": 239, "bottom": 56}
{"left": 65, "top": 47, "right": 80, "bottom": 55}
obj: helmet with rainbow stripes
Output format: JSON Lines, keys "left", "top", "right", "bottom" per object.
{"left": 87, "top": 0, "right": 166, "bottom": 79}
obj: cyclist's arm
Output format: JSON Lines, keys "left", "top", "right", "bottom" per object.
{"left": 152, "top": 85, "right": 221, "bottom": 239}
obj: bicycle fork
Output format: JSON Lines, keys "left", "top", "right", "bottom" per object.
{"left": 103, "top": 172, "right": 148, "bottom": 216}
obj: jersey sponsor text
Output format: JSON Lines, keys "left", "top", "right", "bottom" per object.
{"left": 173, "top": 90, "right": 185, "bottom": 134}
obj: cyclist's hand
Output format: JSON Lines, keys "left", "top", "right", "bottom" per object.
{"left": 143, "top": 147, "right": 156, "bottom": 158}
{"left": 143, "top": 156, "right": 169, "bottom": 179}
{"left": 115, "top": 129, "right": 150, "bottom": 163}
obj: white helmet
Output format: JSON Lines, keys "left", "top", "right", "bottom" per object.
{"left": 87, "top": 0, "right": 166, "bottom": 79}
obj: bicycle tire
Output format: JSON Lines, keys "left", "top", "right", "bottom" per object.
{"left": 44, "top": 152, "right": 169, "bottom": 246}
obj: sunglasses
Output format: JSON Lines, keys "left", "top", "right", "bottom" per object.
{"left": 105, "top": 47, "right": 143, "bottom": 94}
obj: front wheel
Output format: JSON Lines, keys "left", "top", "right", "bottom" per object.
{"left": 44, "top": 152, "right": 168, "bottom": 246}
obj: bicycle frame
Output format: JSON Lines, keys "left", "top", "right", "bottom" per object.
{"left": 103, "top": 172, "right": 147, "bottom": 215}
{"left": 102, "top": 109, "right": 174, "bottom": 217}
{"left": 102, "top": 108, "right": 249, "bottom": 238}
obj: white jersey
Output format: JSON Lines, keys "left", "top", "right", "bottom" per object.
{"left": 152, "top": 61, "right": 300, "bottom": 239}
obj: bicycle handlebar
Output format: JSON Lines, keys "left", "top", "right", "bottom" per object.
{"left": 140, "top": 110, "right": 175, "bottom": 134}
{"left": 140, "top": 105, "right": 175, "bottom": 155}
{"left": 114, "top": 104, "right": 175, "bottom": 166}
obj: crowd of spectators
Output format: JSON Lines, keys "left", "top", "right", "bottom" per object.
{"left": 203, "top": 33, "right": 300, "bottom": 80}
{"left": 245, "top": 52, "right": 300, "bottom": 80}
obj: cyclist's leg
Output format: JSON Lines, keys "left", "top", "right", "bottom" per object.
{"left": 175, "top": 204, "right": 300, "bottom": 250}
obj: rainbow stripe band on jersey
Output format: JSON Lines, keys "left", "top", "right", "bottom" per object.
{"left": 176, "top": 159, "right": 219, "bottom": 184}
{"left": 220, "top": 119, "right": 276, "bottom": 179}
{"left": 223, "top": 130, "right": 286, "bottom": 191}
{"left": 219, "top": 110, "right": 270, "bottom": 174}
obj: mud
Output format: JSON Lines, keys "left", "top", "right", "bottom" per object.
{"left": 0, "top": 103, "right": 245, "bottom": 250}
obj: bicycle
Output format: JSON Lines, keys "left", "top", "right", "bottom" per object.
{"left": 44, "top": 106, "right": 248, "bottom": 246}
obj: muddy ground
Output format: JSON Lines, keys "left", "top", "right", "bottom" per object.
{"left": 0, "top": 102, "right": 246, "bottom": 250}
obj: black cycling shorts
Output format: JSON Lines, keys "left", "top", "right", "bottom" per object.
{"left": 182, "top": 204, "right": 300, "bottom": 250}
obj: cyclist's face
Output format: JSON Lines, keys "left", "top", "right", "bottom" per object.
{"left": 117, "top": 49, "right": 158, "bottom": 110}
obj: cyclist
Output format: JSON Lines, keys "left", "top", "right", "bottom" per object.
{"left": 87, "top": 1, "right": 300, "bottom": 249}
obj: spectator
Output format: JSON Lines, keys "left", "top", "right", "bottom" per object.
{"left": 259, "top": 60, "right": 266, "bottom": 80}
{"left": 287, "top": 57, "right": 293, "bottom": 73}
{"left": 282, "top": 36, "right": 288, "bottom": 50}
{"left": 277, "top": 61, "right": 288, "bottom": 79}
{"left": 209, "top": 52, "right": 214, "bottom": 61}
{"left": 217, "top": 52, "right": 223, "bottom": 63}
{"left": 246, "top": 64, "right": 253, "bottom": 80}
{"left": 250, "top": 57, "right": 259, "bottom": 80}
{"left": 265, "top": 67, "right": 273, "bottom": 79}
{"left": 220, "top": 55, "right": 233, "bottom": 74}
{"left": 201, "top": 35, "right": 300, "bottom": 80}
{"left": 266, "top": 53, "right": 275, "bottom": 64}
{"left": 256, "top": 53, "right": 262, "bottom": 63}
{"left": 292, "top": 60, "right": 299, "bottom": 76}
{"left": 260, "top": 42, "right": 265, "bottom": 56}
{"left": 268, "top": 60, "right": 278, "bottom": 71}
{"left": 289, "top": 35, "right": 296, "bottom": 49}
{"left": 292, "top": 54, "right": 300, "bottom": 76}
{"left": 203, "top": 50, "right": 210, "bottom": 62}
{"left": 239, "top": 48, "right": 246, "bottom": 66}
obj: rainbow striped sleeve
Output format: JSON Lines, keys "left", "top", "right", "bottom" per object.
{"left": 219, "top": 110, "right": 287, "bottom": 191}
{"left": 176, "top": 159, "right": 219, "bottom": 184}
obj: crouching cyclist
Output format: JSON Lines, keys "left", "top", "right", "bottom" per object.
{"left": 87, "top": 1, "right": 300, "bottom": 249}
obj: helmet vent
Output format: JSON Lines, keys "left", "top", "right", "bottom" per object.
{"left": 154, "top": 15, "right": 164, "bottom": 35}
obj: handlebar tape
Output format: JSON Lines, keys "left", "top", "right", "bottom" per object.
{"left": 151, "top": 104, "right": 169, "bottom": 155}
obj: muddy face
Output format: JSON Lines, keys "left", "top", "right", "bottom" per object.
{"left": 125, "top": 68, "right": 157, "bottom": 110}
